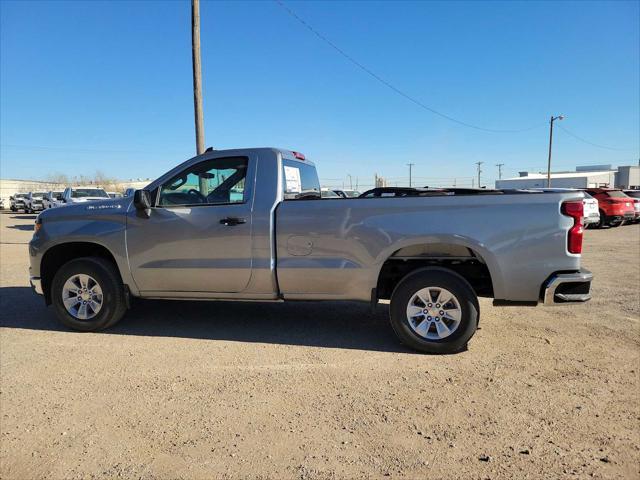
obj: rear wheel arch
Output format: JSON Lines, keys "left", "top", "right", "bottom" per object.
{"left": 375, "top": 242, "right": 495, "bottom": 301}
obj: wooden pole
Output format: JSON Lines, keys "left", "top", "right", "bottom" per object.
{"left": 191, "top": 0, "right": 205, "bottom": 155}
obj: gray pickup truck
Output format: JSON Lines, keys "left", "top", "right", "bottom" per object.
{"left": 29, "top": 148, "right": 592, "bottom": 353}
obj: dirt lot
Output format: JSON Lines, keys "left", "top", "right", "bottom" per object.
{"left": 0, "top": 211, "right": 638, "bottom": 479}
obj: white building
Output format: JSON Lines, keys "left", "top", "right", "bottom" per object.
{"left": 495, "top": 165, "right": 639, "bottom": 190}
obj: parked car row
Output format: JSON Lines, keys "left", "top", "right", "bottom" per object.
{"left": 8, "top": 186, "right": 136, "bottom": 213}
{"left": 585, "top": 188, "right": 639, "bottom": 228}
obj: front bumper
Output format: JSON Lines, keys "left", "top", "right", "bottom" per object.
{"left": 543, "top": 269, "right": 593, "bottom": 306}
{"left": 29, "top": 275, "right": 43, "bottom": 295}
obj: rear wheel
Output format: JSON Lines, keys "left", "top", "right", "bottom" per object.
{"left": 389, "top": 268, "right": 479, "bottom": 354}
{"left": 51, "top": 257, "right": 127, "bottom": 331}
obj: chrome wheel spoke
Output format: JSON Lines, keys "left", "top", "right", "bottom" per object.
{"left": 436, "top": 289, "right": 452, "bottom": 306}
{"left": 434, "top": 320, "right": 451, "bottom": 338}
{"left": 63, "top": 296, "right": 80, "bottom": 309}
{"left": 407, "top": 305, "right": 424, "bottom": 317}
{"left": 443, "top": 309, "right": 461, "bottom": 321}
{"left": 414, "top": 318, "right": 430, "bottom": 337}
{"left": 77, "top": 303, "right": 88, "bottom": 319}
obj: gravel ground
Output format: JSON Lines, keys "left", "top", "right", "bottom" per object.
{"left": 1, "top": 211, "right": 638, "bottom": 479}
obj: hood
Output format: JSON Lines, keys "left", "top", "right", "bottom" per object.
{"left": 38, "top": 197, "right": 131, "bottom": 221}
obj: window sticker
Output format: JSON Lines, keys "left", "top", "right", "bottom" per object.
{"left": 284, "top": 166, "right": 302, "bottom": 193}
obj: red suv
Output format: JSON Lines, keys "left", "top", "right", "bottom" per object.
{"left": 585, "top": 188, "right": 635, "bottom": 228}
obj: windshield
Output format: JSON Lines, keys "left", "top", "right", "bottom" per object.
{"left": 34, "top": 192, "right": 46, "bottom": 197}
{"left": 72, "top": 188, "right": 109, "bottom": 198}
{"left": 623, "top": 190, "right": 640, "bottom": 198}
{"left": 605, "top": 191, "right": 628, "bottom": 198}
{"left": 321, "top": 190, "right": 341, "bottom": 198}
{"left": 343, "top": 190, "right": 360, "bottom": 197}
{"left": 15, "top": 194, "right": 27, "bottom": 198}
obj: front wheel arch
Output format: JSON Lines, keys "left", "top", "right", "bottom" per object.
{"left": 40, "top": 242, "right": 122, "bottom": 305}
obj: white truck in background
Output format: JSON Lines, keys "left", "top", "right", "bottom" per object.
{"left": 43, "top": 191, "right": 65, "bottom": 209}
{"left": 24, "top": 192, "right": 46, "bottom": 213}
{"left": 61, "top": 186, "right": 110, "bottom": 205}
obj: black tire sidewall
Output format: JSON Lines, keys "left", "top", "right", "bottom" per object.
{"left": 390, "top": 268, "right": 479, "bottom": 354}
{"left": 51, "top": 258, "right": 124, "bottom": 332}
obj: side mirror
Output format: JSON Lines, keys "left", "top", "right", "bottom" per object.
{"left": 133, "top": 189, "right": 152, "bottom": 217}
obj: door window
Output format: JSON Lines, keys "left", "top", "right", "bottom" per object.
{"left": 158, "top": 157, "right": 248, "bottom": 207}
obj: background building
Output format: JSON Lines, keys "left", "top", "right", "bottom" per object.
{"left": 495, "top": 164, "right": 639, "bottom": 189}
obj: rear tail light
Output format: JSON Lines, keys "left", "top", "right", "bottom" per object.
{"left": 562, "top": 200, "right": 584, "bottom": 254}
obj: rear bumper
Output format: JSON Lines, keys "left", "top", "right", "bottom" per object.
{"left": 543, "top": 269, "right": 593, "bottom": 306}
{"left": 583, "top": 214, "right": 600, "bottom": 225}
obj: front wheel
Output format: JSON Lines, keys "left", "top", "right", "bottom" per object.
{"left": 51, "top": 257, "right": 128, "bottom": 331}
{"left": 389, "top": 268, "right": 479, "bottom": 354}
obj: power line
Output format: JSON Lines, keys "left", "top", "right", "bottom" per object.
{"left": 274, "top": 0, "right": 546, "bottom": 134}
{"left": 557, "top": 125, "right": 634, "bottom": 151}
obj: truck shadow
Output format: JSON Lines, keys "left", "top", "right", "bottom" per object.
{"left": 0, "top": 286, "right": 412, "bottom": 354}
{"left": 7, "top": 224, "right": 34, "bottom": 231}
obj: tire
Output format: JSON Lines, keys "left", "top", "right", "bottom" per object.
{"left": 596, "top": 211, "right": 607, "bottom": 229}
{"left": 389, "top": 268, "right": 479, "bottom": 354}
{"left": 51, "top": 257, "right": 127, "bottom": 331}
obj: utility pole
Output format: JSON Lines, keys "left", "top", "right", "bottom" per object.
{"left": 546, "top": 114, "right": 564, "bottom": 187}
{"left": 496, "top": 163, "right": 504, "bottom": 180}
{"left": 191, "top": 0, "right": 205, "bottom": 155}
{"left": 407, "top": 163, "right": 415, "bottom": 187}
{"left": 475, "top": 161, "right": 483, "bottom": 188}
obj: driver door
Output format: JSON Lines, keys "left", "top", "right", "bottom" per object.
{"left": 126, "top": 155, "right": 254, "bottom": 294}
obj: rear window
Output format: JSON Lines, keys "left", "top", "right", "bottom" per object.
{"left": 282, "top": 160, "right": 321, "bottom": 199}
{"left": 623, "top": 191, "right": 640, "bottom": 198}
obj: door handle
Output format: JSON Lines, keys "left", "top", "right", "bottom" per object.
{"left": 220, "top": 217, "right": 246, "bottom": 226}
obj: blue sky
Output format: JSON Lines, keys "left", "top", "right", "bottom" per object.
{"left": 1, "top": 0, "right": 638, "bottom": 188}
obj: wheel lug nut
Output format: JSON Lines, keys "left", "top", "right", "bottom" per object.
{"left": 440, "top": 310, "right": 444, "bottom": 315}
{"left": 435, "top": 317, "right": 440, "bottom": 321}
{"left": 427, "top": 316, "right": 432, "bottom": 320}
{"left": 436, "top": 304, "right": 440, "bottom": 308}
